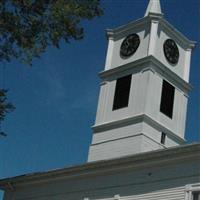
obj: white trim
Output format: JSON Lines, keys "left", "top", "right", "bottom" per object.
{"left": 105, "top": 39, "right": 115, "bottom": 70}
{"left": 184, "top": 49, "right": 192, "bottom": 82}
{"left": 89, "top": 132, "right": 167, "bottom": 149}
{"left": 148, "top": 20, "right": 159, "bottom": 55}
{"left": 114, "top": 195, "right": 120, "bottom": 200}
{"left": 83, "top": 195, "right": 120, "bottom": 200}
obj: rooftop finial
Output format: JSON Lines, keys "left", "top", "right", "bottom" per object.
{"left": 144, "top": 0, "right": 162, "bottom": 17}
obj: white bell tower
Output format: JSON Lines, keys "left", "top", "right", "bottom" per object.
{"left": 88, "top": 0, "right": 196, "bottom": 162}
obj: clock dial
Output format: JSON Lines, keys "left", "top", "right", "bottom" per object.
{"left": 163, "top": 39, "right": 179, "bottom": 65}
{"left": 120, "top": 33, "right": 140, "bottom": 58}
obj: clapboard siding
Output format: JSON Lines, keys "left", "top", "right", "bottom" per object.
{"left": 9, "top": 185, "right": 187, "bottom": 200}
{"left": 89, "top": 187, "right": 186, "bottom": 200}
{"left": 122, "top": 187, "right": 186, "bottom": 200}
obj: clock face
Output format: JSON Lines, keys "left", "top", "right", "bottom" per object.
{"left": 163, "top": 39, "right": 179, "bottom": 65}
{"left": 120, "top": 33, "right": 140, "bottom": 58}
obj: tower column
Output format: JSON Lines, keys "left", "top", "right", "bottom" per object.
{"left": 148, "top": 20, "right": 159, "bottom": 55}
{"left": 184, "top": 49, "right": 192, "bottom": 82}
{"left": 105, "top": 39, "right": 114, "bottom": 70}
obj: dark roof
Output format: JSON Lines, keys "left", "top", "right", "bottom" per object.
{"left": 0, "top": 142, "right": 200, "bottom": 190}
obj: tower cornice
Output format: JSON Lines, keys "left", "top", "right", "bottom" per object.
{"left": 92, "top": 113, "right": 186, "bottom": 143}
{"left": 100, "top": 55, "right": 192, "bottom": 94}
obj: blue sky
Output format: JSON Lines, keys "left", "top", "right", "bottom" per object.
{"left": 0, "top": 0, "right": 199, "bottom": 197}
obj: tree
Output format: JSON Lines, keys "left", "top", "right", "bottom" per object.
{"left": 0, "top": 89, "right": 15, "bottom": 135}
{"left": 0, "top": 0, "right": 103, "bottom": 124}
{"left": 0, "top": 0, "right": 103, "bottom": 64}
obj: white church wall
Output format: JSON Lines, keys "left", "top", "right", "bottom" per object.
{"left": 105, "top": 25, "right": 150, "bottom": 70}
{"left": 141, "top": 135, "right": 164, "bottom": 151}
{"left": 92, "top": 117, "right": 180, "bottom": 156}
{"left": 89, "top": 117, "right": 182, "bottom": 162}
{"left": 142, "top": 121, "right": 181, "bottom": 148}
{"left": 91, "top": 123, "right": 143, "bottom": 144}
{"left": 105, "top": 20, "right": 192, "bottom": 83}
{"left": 158, "top": 87, "right": 187, "bottom": 139}
{"left": 129, "top": 69, "right": 149, "bottom": 116}
{"left": 143, "top": 69, "right": 162, "bottom": 120}
{"left": 172, "top": 89, "right": 188, "bottom": 138}
{"left": 95, "top": 71, "right": 146, "bottom": 125}
{"left": 94, "top": 81, "right": 109, "bottom": 125}
{"left": 153, "top": 23, "right": 191, "bottom": 81}
{"left": 165, "top": 134, "right": 182, "bottom": 147}
{"left": 88, "top": 134, "right": 143, "bottom": 161}
{"left": 144, "top": 70, "right": 188, "bottom": 139}
{"left": 91, "top": 64, "right": 187, "bottom": 160}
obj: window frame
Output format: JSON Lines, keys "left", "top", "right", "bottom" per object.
{"left": 185, "top": 183, "right": 200, "bottom": 200}
{"left": 160, "top": 80, "right": 175, "bottom": 119}
{"left": 112, "top": 74, "right": 132, "bottom": 111}
{"left": 193, "top": 191, "right": 200, "bottom": 200}
{"left": 161, "top": 132, "right": 166, "bottom": 145}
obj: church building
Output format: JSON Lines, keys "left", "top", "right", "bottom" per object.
{"left": 0, "top": 0, "right": 200, "bottom": 200}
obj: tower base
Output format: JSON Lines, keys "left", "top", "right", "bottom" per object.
{"left": 88, "top": 115, "right": 184, "bottom": 162}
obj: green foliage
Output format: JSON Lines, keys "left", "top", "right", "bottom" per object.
{"left": 0, "top": 0, "right": 103, "bottom": 64}
{"left": 0, "top": 89, "right": 15, "bottom": 122}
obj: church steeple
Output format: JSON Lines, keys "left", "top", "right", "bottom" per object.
{"left": 87, "top": 0, "right": 195, "bottom": 162}
{"left": 144, "top": 0, "right": 162, "bottom": 16}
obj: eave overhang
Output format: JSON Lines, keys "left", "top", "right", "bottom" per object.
{"left": 0, "top": 143, "right": 200, "bottom": 190}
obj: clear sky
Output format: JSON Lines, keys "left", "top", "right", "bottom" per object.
{"left": 0, "top": 0, "right": 199, "bottom": 197}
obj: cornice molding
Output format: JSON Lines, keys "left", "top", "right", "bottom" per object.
{"left": 92, "top": 113, "right": 185, "bottom": 144}
{"left": 106, "top": 17, "right": 149, "bottom": 40}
